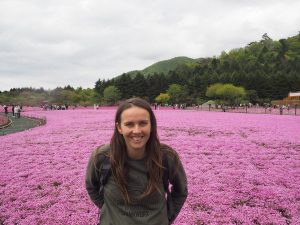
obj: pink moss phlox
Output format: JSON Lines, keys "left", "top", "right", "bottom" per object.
{"left": 1, "top": 109, "right": 300, "bottom": 224}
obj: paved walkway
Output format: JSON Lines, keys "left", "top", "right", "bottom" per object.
{"left": 0, "top": 113, "right": 40, "bottom": 136}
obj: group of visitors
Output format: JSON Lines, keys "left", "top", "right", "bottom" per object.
{"left": 53, "top": 103, "right": 68, "bottom": 110}
{"left": 2, "top": 105, "right": 22, "bottom": 118}
{"left": 12, "top": 105, "right": 22, "bottom": 118}
{"left": 154, "top": 103, "right": 188, "bottom": 110}
{"left": 43, "top": 103, "right": 69, "bottom": 110}
{"left": 93, "top": 104, "right": 100, "bottom": 110}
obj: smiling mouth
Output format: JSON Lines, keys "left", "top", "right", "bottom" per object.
{"left": 131, "top": 137, "right": 143, "bottom": 141}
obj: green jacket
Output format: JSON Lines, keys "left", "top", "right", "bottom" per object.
{"left": 85, "top": 144, "right": 188, "bottom": 225}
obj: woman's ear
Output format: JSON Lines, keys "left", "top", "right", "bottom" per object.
{"left": 116, "top": 123, "right": 122, "bottom": 134}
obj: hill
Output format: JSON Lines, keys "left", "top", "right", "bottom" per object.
{"left": 121, "top": 56, "right": 201, "bottom": 78}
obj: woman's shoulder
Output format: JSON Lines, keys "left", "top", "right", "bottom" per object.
{"left": 160, "top": 143, "right": 178, "bottom": 156}
{"left": 95, "top": 144, "right": 110, "bottom": 153}
{"left": 160, "top": 143, "right": 180, "bottom": 163}
{"left": 92, "top": 144, "right": 110, "bottom": 162}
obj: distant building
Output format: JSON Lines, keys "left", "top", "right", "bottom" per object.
{"left": 283, "top": 92, "right": 300, "bottom": 101}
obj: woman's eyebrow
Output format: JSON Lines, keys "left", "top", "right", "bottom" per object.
{"left": 123, "top": 119, "right": 149, "bottom": 123}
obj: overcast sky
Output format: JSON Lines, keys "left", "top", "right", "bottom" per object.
{"left": 0, "top": 0, "right": 299, "bottom": 92}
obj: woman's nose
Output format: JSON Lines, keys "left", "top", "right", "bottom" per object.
{"left": 133, "top": 125, "right": 141, "bottom": 133}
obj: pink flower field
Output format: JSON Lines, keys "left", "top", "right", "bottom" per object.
{"left": 1, "top": 109, "right": 300, "bottom": 224}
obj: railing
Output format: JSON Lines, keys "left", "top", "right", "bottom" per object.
{"left": 23, "top": 114, "right": 47, "bottom": 125}
{"left": 0, "top": 114, "right": 47, "bottom": 136}
{"left": 195, "top": 106, "right": 300, "bottom": 116}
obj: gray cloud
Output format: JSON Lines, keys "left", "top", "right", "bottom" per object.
{"left": 0, "top": 0, "right": 300, "bottom": 91}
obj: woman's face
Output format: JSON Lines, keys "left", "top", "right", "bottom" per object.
{"left": 116, "top": 106, "right": 151, "bottom": 158}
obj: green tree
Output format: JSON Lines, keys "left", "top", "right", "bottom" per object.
{"left": 103, "top": 86, "right": 121, "bottom": 105}
{"left": 211, "top": 58, "right": 219, "bottom": 69}
{"left": 206, "top": 83, "right": 223, "bottom": 107}
{"left": 245, "top": 90, "right": 259, "bottom": 103}
{"left": 178, "top": 85, "right": 190, "bottom": 104}
{"left": 210, "top": 72, "right": 220, "bottom": 84}
{"left": 133, "top": 72, "right": 148, "bottom": 98}
{"left": 72, "top": 94, "right": 83, "bottom": 104}
{"left": 220, "top": 72, "right": 230, "bottom": 84}
{"left": 79, "top": 90, "right": 88, "bottom": 102}
{"left": 50, "top": 87, "right": 63, "bottom": 103}
{"left": 155, "top": 93, "right": 170, "bottom": 105}
{"left": 158, "top": 73, "right": 168, "bottom": 94}
{"left": 221, "top": 61, "right": 230, "bottom": 73}
{"left": 75, "top": 86, "right": 83, "bottom": 94}
{"left": 95, "top": 79, "right": 104, "bottom": 95}
{"left": 216, "top": 84, "right": 246, "bottom": 105}
{"left": 271, "top": 71, "right": 289, "bottom": 100}
{"left": 195, "top": 97, "right": 205, "bottom": 106}
{"left": 63, "top": 85, "right": 75, "bottom": 91}
{"left": 263, "top": 62, "right": 270, "bottom": 73}
{"left": 115, "top": 73, "right": 132, "bottom": 99}
{"left": 288, "top": 71, "right": 300, "bottom": 92}
{"left": 206, "top": 83, "right": 223, "bottom": 99}
{"left": 167, "top": 71, "right": 181, "bottom": 85}
{"left": 60, "top": 90, "right": 74, "bottom": 104}
{"left": 90, "top": 91, "right": 102, "bottom": 104}
{"left": 248, "top": 42, "right": 262, "bottom": 55}
{"left": 198, "top": 72, "right": 211, "bottom": 99}
{"left": 261, "top": 46, "right": 269, "bottom": 54}
{"left": 166, "top": 84, "right": 181, "bottom": 103}
{"left": 146, "top": 74, "right": 157, "bottom": 103}
{"left": 188, "top": 73, "right": 202, "bottom": 96}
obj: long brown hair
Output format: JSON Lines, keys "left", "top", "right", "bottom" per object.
{"left": 94, "top": 97, "right": 179, "bottom": 204}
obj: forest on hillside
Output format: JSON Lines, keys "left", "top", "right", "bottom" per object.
{"left": 94, "top": 33, "right": 300, "bottom": 105}
{"left": 1, "top": 33, "right": 300, "bottom": 106}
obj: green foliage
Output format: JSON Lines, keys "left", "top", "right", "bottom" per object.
{"left": 185, "top": 62, "right": 200, "bottom": 69}
{"left": 60, "top": 90, "right": 74, "bottom": 104}
{"left": 72, "top": 94, "right": 83, "bottom": 104}
{"left": 206, "top": 100, "right": 215, "bottom": 105}
{"left": 90, "top": 91, "right": 101, "bottom": 104}
{"left": 133, "top": 72, "right": 148, "bottom": 98}
{"left": 167, "top": 84, "right": 181, "bottom": 103}
{"left": 206, "top": 83, "right": 246, "bottom": 106}
{"left": 103, "top": 86, "right": 121, "bottom": 106}
{"left": 178, "top": 85, "right": 190, "bottom": 104}
{"left": 120, "top": 56, "right": 201, "bottom": 79}
{"left": 206, "top": 83, "right": 224, "bottom": 100}
{"left": 115, "top": 73, "right": 132, "bottom": 99}
{"left": 245, "top": 90, "right": 259, "bottom": 103}
{"left": 196, "top": 97, "right": 205, "bottom": 105}
{"left": 155, "top": 93, "right": 170, "bottom": 105}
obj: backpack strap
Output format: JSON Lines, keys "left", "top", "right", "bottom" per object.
{"left": 162, "top": 153, "right": 175, "bottom": 223}
{"left": 99, "top": 146, "right": 111, "bottom": 193}
{"left": 97, "top": 146, "right": 111, "bottom": 225}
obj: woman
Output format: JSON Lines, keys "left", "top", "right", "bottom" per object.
{"left": 85, "top": 98, "right": 187, "bottom": 225}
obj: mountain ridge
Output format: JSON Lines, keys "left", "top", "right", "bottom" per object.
{"left": 119, "top": 56, "right": 201, "bottom": 79}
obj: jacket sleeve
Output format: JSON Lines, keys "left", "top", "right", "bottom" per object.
{"left": 168, "top": 154, "right": 188, "bottom": 222}
{"left": 85, "top": 145, "right": 108, "bottom": 208}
